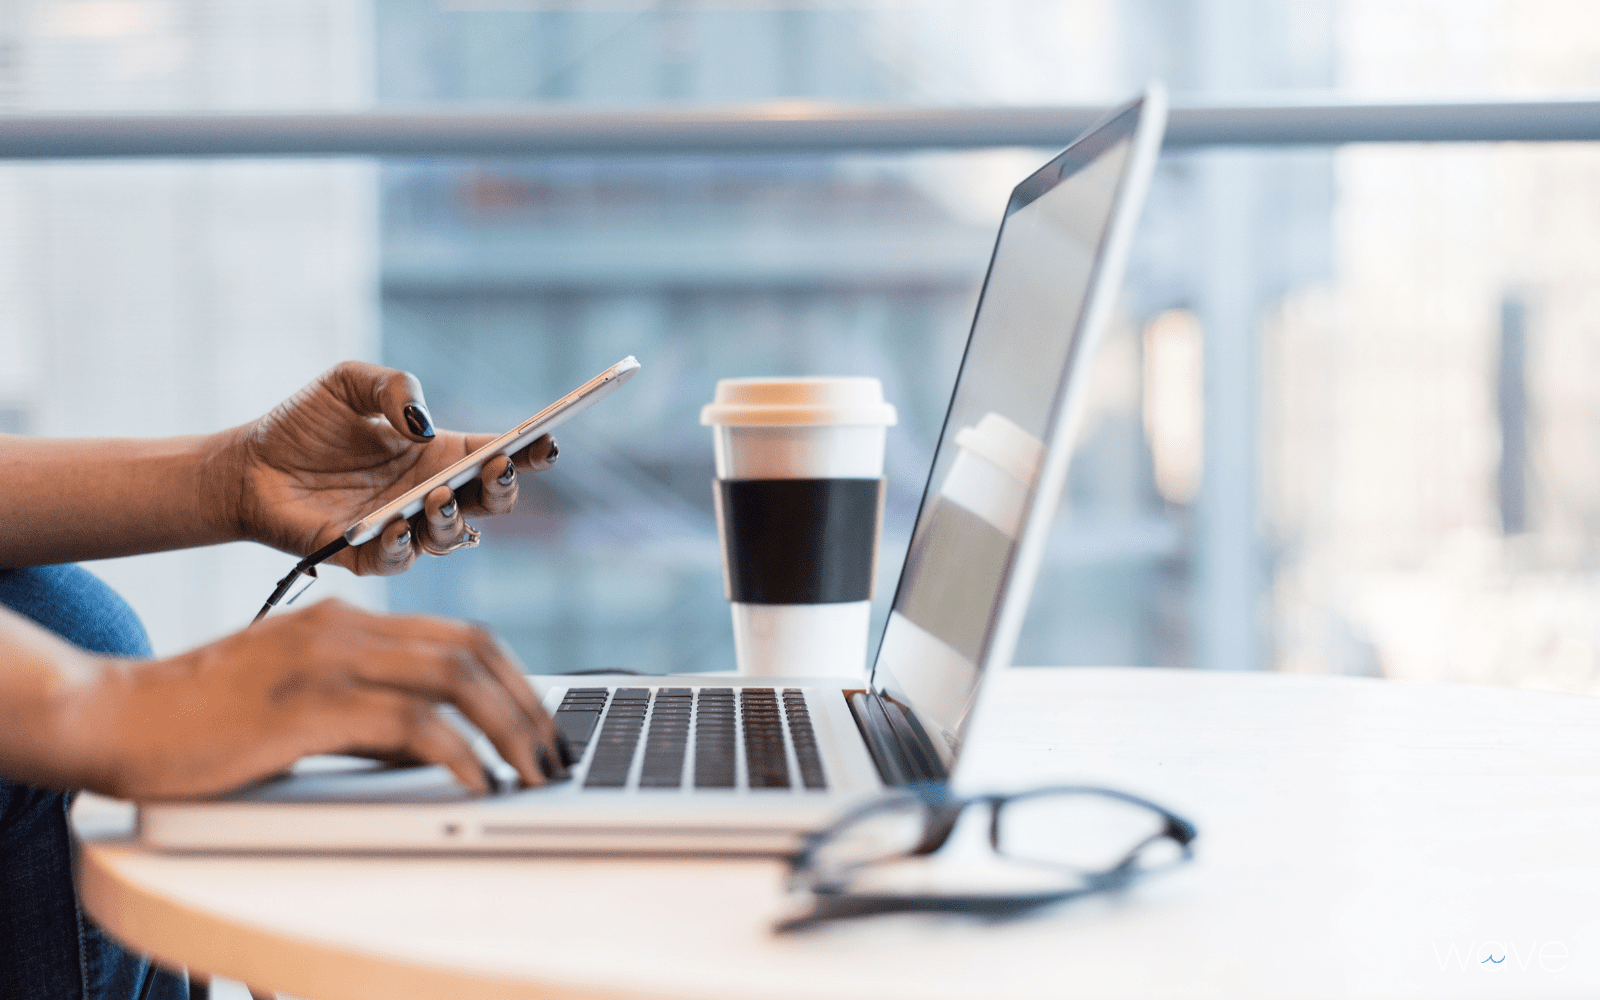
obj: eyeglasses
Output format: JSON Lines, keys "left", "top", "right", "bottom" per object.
{"left": 776, "top": 783, "right": 1196, "bottom": 933}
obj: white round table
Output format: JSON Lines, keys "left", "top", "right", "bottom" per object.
{"left": 75, "top": 668, "right": 1600, "bottom": 999}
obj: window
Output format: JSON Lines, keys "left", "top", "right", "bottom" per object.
{"left": 9, "top": 0, "right": 1598, "bottom": 695}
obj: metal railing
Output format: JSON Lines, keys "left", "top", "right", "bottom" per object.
{"left": 0, "top": 98, "right": 1596, "bottom": 158}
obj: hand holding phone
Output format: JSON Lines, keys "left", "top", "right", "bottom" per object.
{"left": 253, "top": 356, "right": 641, "bottom": 622}
{"left": 344, "top": 356, "right": 640, "bottom": 545}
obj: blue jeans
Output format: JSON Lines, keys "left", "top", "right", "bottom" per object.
{"left": 0, "top": 565, "right": 187, "bottom": 1000}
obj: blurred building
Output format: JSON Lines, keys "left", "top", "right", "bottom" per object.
{"left": 0, "top": 0, "right": 1594, "bottom": 694}
{"left": 1264, "top": 0, "right": 1600, "bottom": 692}
{"left": 0, "top": 0, "right": 382, "bottom": 652}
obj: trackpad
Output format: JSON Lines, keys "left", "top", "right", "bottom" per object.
{"left": 227, "top": 756, "right": 476, "bottom": 804}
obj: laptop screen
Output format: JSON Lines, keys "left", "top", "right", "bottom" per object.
{"left": 869, "top": 100, "right": 1148, "bottom": 767}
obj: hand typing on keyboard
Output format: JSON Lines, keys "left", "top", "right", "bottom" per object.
{"left": 440, "top": 704, "right": 573, "bottom": 793}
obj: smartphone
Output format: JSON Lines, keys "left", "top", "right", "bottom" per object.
{"left": 342, "top": 356, "right": 641, "bottom": 547}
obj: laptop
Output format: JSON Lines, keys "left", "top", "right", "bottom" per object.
{"left": 138, "top": 85, "right": 1168, "bottom": 855}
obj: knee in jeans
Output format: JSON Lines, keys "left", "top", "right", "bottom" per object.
{"left": 0, "top": 564, "right": 152, "bottom": 657}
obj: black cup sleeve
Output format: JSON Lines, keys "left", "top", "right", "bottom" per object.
{"left": 714, "top": 477, "right": 884, "bottom": 604}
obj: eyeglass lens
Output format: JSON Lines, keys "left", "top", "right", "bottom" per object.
{"left": 808, "top": 797, "right": 931, "bottom": 876}
{"left": 994, "top": 791, "right": 1181, "bottom": 872}
{"left": 806, "top": 790, "right": 1186, "bottom": 891}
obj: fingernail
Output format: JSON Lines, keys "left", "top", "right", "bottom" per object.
{"left": 403, "top": 403, "right": 436, "bottom": 440}
{"left": 545, "top": 442, "right": 559, "bottom": 464}
{"left": 481, "top": 764, "right": 499, "bottom": 794}
{"left": 556, "top": 733, "right": 575, "bottom": 768}
{"left": 394, "top": 529, "right": 411, "bottom": 550}
{"left": 440, "top": 498, "right": 457, "bottom": 519}
{"left": 536, "top": 746, "right": 554, "bottom": 780}
{"left": 497, "top": 462, "right": 516, "bottom": 487}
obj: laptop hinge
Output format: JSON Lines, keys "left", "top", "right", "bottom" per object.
{"left": 847, "top": 692, "right": 948, "bottom": 787}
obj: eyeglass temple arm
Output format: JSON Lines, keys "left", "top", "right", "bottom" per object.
{"left": 1099, "top": 813, "right": 1199, "bottom": 875}
{"left": 251, "top": 536, "right": 350, "bottom": 624}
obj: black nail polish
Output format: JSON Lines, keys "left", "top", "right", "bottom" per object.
{"left": 545, "top": 442, "right": 559, "bottom": 464}
{"left": 556, "top": 732, "right": 575, "bottom": 768}
{"left": 403, "top": 403, "right": 436, "bottom": 440}
{"left": 440, "top": 498, "right": 457, "bottom": 519}
{"left": 536, "top": 746, "right": 554, "bottom": 780}
{"left": 497, "top": 462, "right": 516, "bottom": 486}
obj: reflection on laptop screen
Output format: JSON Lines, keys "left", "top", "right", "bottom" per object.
{"left": 871, "top": 108, "right": 1141, "bottom": 766}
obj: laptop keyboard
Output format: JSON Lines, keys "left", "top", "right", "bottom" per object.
{"left": 553, "top": 686, "right": 826, "bottom": 792}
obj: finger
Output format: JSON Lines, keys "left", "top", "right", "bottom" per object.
{"left": 403, "top": 704, "right": 493, "bottom": 795}
{"left": 348, "top": 517, "right": 418, "bottom": 577}
{"left": 518, "top": 434, "right": 559, "bottom": 472}
{"left": 345, "top": 612, "right": 567, "bottom": 781}
{"left": 329, "top": 687, "right": 490, "bottom": 795}
{"left": 421, "top": 485, "right": 477, "bottom": 554}
{"left": 470, "top": 627, "right": 572, "bottom": 775}
{"left": 348, "top": 636, "right": 551, "bottom": 788}
{"left": 456, "top": 433, "right": 558, "bottom": 474}
{"left": 324, "top": 360, "right": 436, "bottom": 443}
{"left": 475, "top": 455, "right": 519, "bottom": 517}
{"left": 455, "top": 438, "right": 553, "bottom": 517}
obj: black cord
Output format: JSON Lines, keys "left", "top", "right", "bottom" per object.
{"left": 554, "top": 668, "right": 650, "bottom": 676}
{"left": 135, "top": 960, "right": 159, "bottom": 1000}
{"left": 252, "top": 536, "right": 350, "bottom": 624}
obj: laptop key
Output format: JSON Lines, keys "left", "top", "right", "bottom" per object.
{"left": 741, "top": 688, "right": 789, "bottom": 790}
{"left": 555, "top": 688, "right": 612, "bottom": 754}
{"left": 554, "top": 711, "right": 601, "bottom": 750}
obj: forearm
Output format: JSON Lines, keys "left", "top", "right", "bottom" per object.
{"left": 0, "top": 428, "right": 246, "bottom": 566}
{"left": 0, "top": 605, "right": 107, "bottom": 792}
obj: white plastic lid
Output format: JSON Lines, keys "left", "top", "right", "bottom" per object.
{"left": 953, "top": 412, "right": 1045, "bottom": 488}
{"left": 700, "top": 377, "right": 898, "bottom": 427}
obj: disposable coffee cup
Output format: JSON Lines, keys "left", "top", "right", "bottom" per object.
{"left": 701, "top": 377, "right": 897, "bottom": 678}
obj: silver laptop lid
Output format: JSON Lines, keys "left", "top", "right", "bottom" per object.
{"left": 870, "top": 85, "right": 1168, "bottom": 769}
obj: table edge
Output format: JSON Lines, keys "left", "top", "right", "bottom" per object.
{"left": 76, "top": 839, "right": 636, "bottom": 1000}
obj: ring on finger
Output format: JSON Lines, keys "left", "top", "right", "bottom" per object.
{"left": 420, "top": 522, "right": 481, "bottom": 557}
